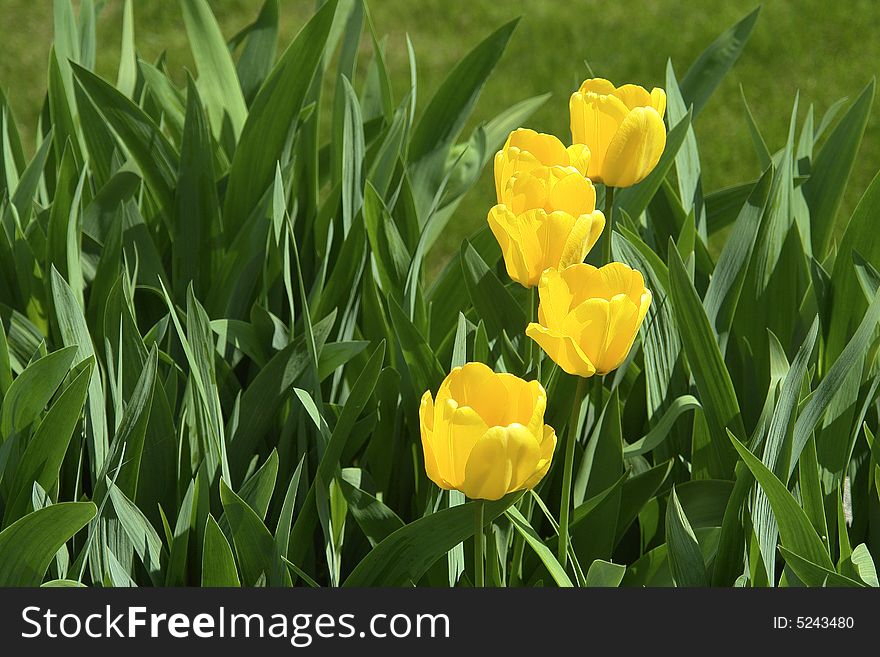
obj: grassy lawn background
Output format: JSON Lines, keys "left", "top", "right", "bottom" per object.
{"left": 2, "top": 0, "right": 877, "bottom": 271}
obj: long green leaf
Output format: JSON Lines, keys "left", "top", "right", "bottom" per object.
{"left": 0, "top": 502, "right": 96, "bottom": 586}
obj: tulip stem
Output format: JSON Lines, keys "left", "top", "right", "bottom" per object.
{"left": 558, "top": 376, "right": 588, "bottom": 568}
{"left": 602, "top": 186, "right": 616, "bottom": 265}
{"left": 528, "top": 286, "right": 540, "bottom": 378}
{"left": 474, "top": 501, "right": 485, "bottom": 588}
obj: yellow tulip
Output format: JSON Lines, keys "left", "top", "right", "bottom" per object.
{"left": 488, "top": 166, "right": 605, "bottom": 288}
{"left": 569, "top": 78, "right": 667, "bottom": 188}
{"left": 419, "top": 362, "right": 557, "bottom": 501}
{"left": 526, "top": 263, "right": 652, "bottom": 377}
{"left": 494, "top": 128, "right": 591, "bottom": 201}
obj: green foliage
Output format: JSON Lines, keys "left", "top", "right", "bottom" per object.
{"left": 0, "top": 1, "right": 877, "bottom": 588}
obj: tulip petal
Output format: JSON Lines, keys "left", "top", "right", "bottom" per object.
{"left": 503, "top": 168, "right": 553, "bottom": 215}
{"left": 566, "top": 297, "right": 611, "bottom": 370}
{"left": 436, "top": 400, "right": 489, "bottom": 488}
{"left": 597, "top": 261, "right": 647, "bottom": 303}
{"left": 461, "top": 424, "right": 541, "bottom": 500}
{"left": 577, "top": 78, "right": 617, "bottom": 95}
{"left": 522, "top": 424, "right": 557, "bottom": 490}
{"left": 569, "top": 92, "right": 629, "bottom": 183}
{"left": 613, "top": 83, "right": 654, "bottom": 110}
{"left": 537, "top": 267, "right": 577, "bottom": 328}
{"left": 604, "top": 289, "right": 653, "bottom": 373}
{"left": 419, "top": 391, "right": 450, "bottom": 489}
{"left": 495, "top": 376, "right": 546, "bottom": 437}
{"left": 548, "top": 172, "right": 596, "bottom": 217}
{"left": 494, "top": 149, "right": 540, "bottom": 202}
{"left": 526, "top": 323, "right": 597, "bottom": 377}
{"left": 558, "top": 210, "right": 605, "bottom": 269}
{"left": 596, "top": 294, "right": 640, "bottom": 374}
{"left": 558, "top": 263, "right": 605, "bottom": 306}
{"left": 528, "top": 210, "right": 573, "bottom": 281}
{"left": 488, "top": 205, "right": 533, "bottom": 286}
{"left": 602, "top": 106, "right": 667, "bottom": 187}
{"left": 506, "top": 128, "right": 569, "bottom": 166}
{"left": 650, "top": 87, "right": 667, "bottom": 118}
{"left": 450, "top": 362, "right": 509, "bottom": 428}
{"left": 566, "top": 144, "right": 591, "bottom": 176}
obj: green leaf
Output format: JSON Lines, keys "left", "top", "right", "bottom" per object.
{"left": 461, "top": 240, "right": 526, "bottom": 340}
{"left": 703, "top": 166, "right": 773, "bottom": 335}
{"left": 5, "top": 363, "right": 92, "bottom": 524}
{"left": 409, "top": 19, "right": 517, "bottom": 164}
{"left": 202, "top": 514, "right": 240, "bottom": 587}
{"left": 506, "top": 506, "right": 573, "bottom": 587}
{"left": 666, "top": 62, "right": 703, "bottom": 230}
{"left": 673, "top": 480, "right": 734, "bottom": 529}
{"left": 165, "top": 477, "right": 198, "bottom": 586}
{"left": 237, "top": 449, "right": 278, "bottom": 522}
{"left": 847, "top": 544, "right": 879, "bottom": 587}
{"left": 0, "top": 502, "right": 96, "bottom": 586}
{"left": 666, "top": 486, "right": 708, "bottom": 586}
{"left": 624, "top": 395, "right": 700, "bottom": 456}
{"left": 116, "top": 0, "right": 136, "bottom": 96}
{"left": 706, "top": 181, "right": 756, "bottom": 234}
{"left": 751, "top": 95, "right": 798, "bottom": 293}
{"left": 729, "top": 434, "right": 834, "bottom": 571}
{"left": 753, "top": 320, "right": 819, "bottom": 578}
{"left": 174, "top": 78, "right": 221, "bottom": 299}
{"left": 363, "top": 182, "right": 410, "bottom": 293}
{"left": 573, "top": 389, "right": 623, "bottom": 565}
{"left": 227, "top": 313, "right": 334, "bottom": 481}
{"left": 318, "top": 341, "right": 370, "bottom": 382}
{"left": 0, "top": 345, "right": 77, "bottom": 440}
{"left": 219, "top": 478, "right": 277, "bottom": 586}
{"left": 235, "top": 0, "right": 279, "bottom": 104}
{"left": 180, "top": 0, "right": 248, "bottom": 140}
{"left": 222, "top": 0, "right": 337, "bottom": 240}
{"left": 614, "top": 461, "right": 672, "bottom": 545}
{"left": 113, "top": 345, "right": 158, "bottom": 499}
{"left": 740, "top": 87, "right": 772, "bottom": 169}
{"left": 139, "top": 61, "right": 186, "bottom": 139}
{"left": 48, "top": 50, "right": 82, "bottom": 169}
{"left": 339, "top": 468, "right": 405, "bottom": 547}
{"left": 289, "top": 342, "right": 385, "bottom": 566}
{"left": 344, "top": 494, "right": 520, "bottom": 586}
{"left": 10, "top": 128, "right": 53, "bottom": 224}
{"left": 805, "top": 80, "right": 875, "bottom": 257}
{"left": 340, "top": 77, "right": 365, "bottom": 236}
{"left": 778, "top": 546, "right": 864, "bottom": 587}
{"left": 668, "top": 242, "right": 743, "bottom": 477}
{"left": 680, "top": 7, "right": 761, "bottom": 117}
{"left": 274, "top": 457, "right": 305, "bottom": 560}
{"left": 584, "top": 559, "right": 626, "bottom": 587}
{"left": 791, "top": 289, "right": 880, "bottom": 478}
{"left": 108, "top": 480, "right": 166, "bottom": 584}
{"left": 42, "top": 579, "right": 87, "bottom": 588}
{"left": 387, "top": 297, "right": 444, "bottom": 397}
{"left": 72, "top": 64, "right": 179, "bottom": 212}
{"left": 826, "top": 170, "right": 880, "bottom": 365}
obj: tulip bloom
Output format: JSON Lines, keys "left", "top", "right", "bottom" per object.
{"left": 526, "top": 263, "right": 652, "bottom": 377}
{"left": 488, "top": 166, "right": 605, "bottom": 288}
{"left": 569, "top": 78, "right": 667, "bottom": 188}
{"left": 494, "top": 128, "right": 591, "bottom": 201}
{"left": 419, "top": 362, "right": 557, "bottom": 500}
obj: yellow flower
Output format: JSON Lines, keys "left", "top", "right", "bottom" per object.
{"left": 526, "top": 263, "right": 652, "bottom": 377}
{"left": 419, "top": 362, "right": 557, "bottom": 501}
{"left": 488, "top": 166, "right": 605, "bottom": 288}
{"left": 569, "top": 78, "right": 667, "bottom": 188}
{"left": 494, "top": 128, "right": 591, "bottom": 201}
